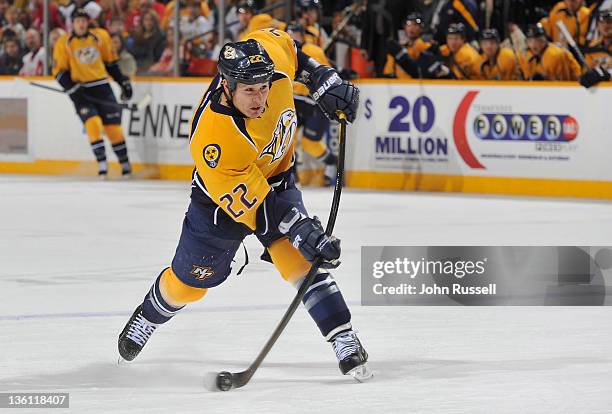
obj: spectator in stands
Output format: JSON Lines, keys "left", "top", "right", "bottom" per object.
{"left": 0, "top": 27, "right": 16, "bottom": 55}
{"left": 161, "top": 0, "right": 210, "bottom": 30}
{"left": 148, "top": 26, "right": 178, "bottom": 75}
{"left": 4, "top": 6, "right": 25, "bottom": 46}
{"left": 59, "top": 0, "right": 76, "bottom": 33}
{"left": 0, "top": 0, "right": 9, "bottom": 26}
{"left": 521, "top": 23, "right": 581, "bottom": 80}
{"left": 478, "top": 28, "right": 521, "bottom": 80}
{"left": 106, "top": 0, "right": 129, "bottom": 32}
{"left": 127, "top": 9, "right": 166, "bottom": 72}
{"left": 211, "top": 0, "right": 240, "bottom": 41}
{"left": 580, "top": 9, "right": 611, "bottom": 87}
{"left": 48, "top": 27, "right": 66, "bottom": 67}
{"left": 83, "top": 0, "right": 103, "bottom": 28}
{"left": 0, "top": 37, "right": 23, "bottom": 74}
{"left": 19, "top": 28, "right": 44, "bottom": 75}
{"left": 179, "top": 0, "right": 213, "bottom": 42}
{"left": 539, "top": 0, "right": 590, "bottom": 47}
{"left": 108, "top": 17, "right": 127, "bottom": 36}
{"left": 430, "top": 0, "right": 479, "bottom": 44}
{"left": 29, "top": 0, "right": 64, "bottom": 31}
{"left": 126, "top": 0, "right": 164, "bottom": 34}
{"left": 383, "top": 13, "right": 436, "bottom": 79}
{"left": 440, "top": 23, "right": 481, "bottom": 79}
{"left": 112, "top": 33, "right": 137, "bottom": 76}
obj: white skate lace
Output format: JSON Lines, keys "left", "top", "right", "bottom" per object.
{"left": 126, "top": 313, "right": 157, "bottom": 346}
{"left": 332, "top": 331, "right": 359, "bottom": 361}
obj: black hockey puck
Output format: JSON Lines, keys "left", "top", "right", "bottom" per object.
{"left": 216, "top": 371, "right": 233, "bottom": 391}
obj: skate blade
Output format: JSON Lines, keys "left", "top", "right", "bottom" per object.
{"left": 347, "top": 362, "right": 373, "bottom": 383}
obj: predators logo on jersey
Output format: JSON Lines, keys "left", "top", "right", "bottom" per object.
{"left": 204, "top": 144, "right": 221, "bottom": 168}
{"left": 260, "top": 109, "right": 297, "bottom": 164}
{"left": 76, "top": 46, "right": 100, "bottom": 64}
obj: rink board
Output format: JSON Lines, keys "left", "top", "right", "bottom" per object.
{"left": 0, "top": 76, "right": 611, "bottom": 199}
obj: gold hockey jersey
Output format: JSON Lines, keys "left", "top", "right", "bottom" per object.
{"left": 190, "top": 29, "right": 299, "bottom": 230}
{"left": 52, "top": 28, "right": 118, "bottom": 84}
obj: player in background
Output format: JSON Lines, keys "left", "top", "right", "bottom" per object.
{"left": 580, "top": 10, "right": 611, "bottom": 88}
{"left": 439, "top": 23, "right": 481, "bottom": 80}
{"left": 384, "top": 14, "right": 452, "bottom": 80}
{"left": 237, "top": 1, "right": 281, "bottom": 41}
{"left": 478, "top": 28, "right": 521, "bottom": 80}
{"left": 520, "top": 23, "right": 581, "bottom": 81}
{"left": 539, "top": 0, "right": 591, "bottom": 47}
{"left": 286, "top": 22, "right": 337, "bottom": 187}
{"left": 383, "top": 13, "right": 435, "bottom": 79}
{"left": 296, "top": 0, "right": 328, "bottom": 48}
{"left": 118, "top": 28, "right": 371, "bottom": 380}
{"left": 53, "top": 9, "right": 133, "bottom": 178}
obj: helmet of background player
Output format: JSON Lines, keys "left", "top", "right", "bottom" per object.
{"left": 479, "top": 28, "right": 500, "bottom": 58}
{"left": 447, "top": 23, "right": 466, "bottom": 38}
{"left": 237, "top": 0, "right": 256, "bottom": 15}
{"left": 217, "top": 39, "right": 275, "bottom": 94}
{"left": 598, "top": 9, "right": 612, "bottom": 38}
{"left": 71, "top": 8, "right": 90, "bottom": 35}
{"left": 599, "top": 9, "right": 612, "bottom": 22}
{"left": 296, "top": 0, "right": 321, "bottom": 11}
{"left": 286, "top": 22, "right": 306, "bottom": 44}
{"left": 71, "top": 7, "right": 89, "bottom": 22}
{"left": 480, "top": 28, "right": 500, "bottom": 42}
{"left": 525, "top": 23, "right": 547, "bottom": 39}
{"left": 404, "top": 12, "right": 424, "bottom": 39}
{"left": 525, "top": 24, "right": 548, "bottom": 55}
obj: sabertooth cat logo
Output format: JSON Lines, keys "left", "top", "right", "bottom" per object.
{"left": 75, "top": 46, "right": 100, "bottom": 64}
{"left": 223, "top": 46, "right": 237, "bottom": 60}
{"left": 260, "top": 109, "right": 297, "bottom": 164}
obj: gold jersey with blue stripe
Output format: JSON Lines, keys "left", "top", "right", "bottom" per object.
{"left": 189, "top": 28, "right": 299, "bottom": 231}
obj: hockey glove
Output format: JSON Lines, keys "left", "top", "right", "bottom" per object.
{"left": 579, "top": 66, "right": 611, "bottom": 89}
{"left": 309, "top": 65, "right": 359, "bottom": 123}
{"left": 279, "top": 207, "right": 341, "bottom": 268}
{"left": 120, "top": 79, "right": 133, "bottom": 101}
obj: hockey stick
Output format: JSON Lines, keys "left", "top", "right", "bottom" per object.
{"left": 556, "top": 21, "right": 589, "bottom": 69}
{"left": 17, "top": 78, "right": 152, "bottom": 111}
{"left": 213, "top": 111, "right": 348, "bottom": 392}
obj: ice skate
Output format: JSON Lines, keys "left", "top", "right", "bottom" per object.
{"left": 121, "top": 162, "right": 132, "bottom": 179}
{"left": 331, "top": 330, "right": 373, "bottom": 382}
{"left": 323, "top": 164, "right": 337, "bottom": 187}
{"left": 118, "top": 305, "right": 157, "bottom": 362}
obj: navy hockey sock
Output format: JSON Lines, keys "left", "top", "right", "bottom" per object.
{"left": 301, "top": 270, "right": 352, "bottom": 340}
{"left": 91, "top": 139, "right": 107, "bottom": 173}
{"left": 142, "top": 273, "right": 185, "bottom": 324}
{"left": 111, "top": 141, "right": 131, "bottom": 174}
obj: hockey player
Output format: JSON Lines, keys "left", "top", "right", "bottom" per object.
{"left": 118, "top": 28, "right": 370, "bottom": 380}
{"left": 521, "top": 24, "right": 581, "bottom": 81}
{"left": 53, "top": 8, "right": 133, "bottom": 178}
{"left": 440, "top": 23, "right": 481, "bottom": 79}
{"left": 286, "top": 22, "right": 337, "bottom": 187}
{"left": 539, "top": 0, "right": 591, "bottom": 47}
{"left": 383, "top": 13, "right": 436, "bottom": 79}
{"left": 296, "top": 0, "right": 328, "bottom": 48}
{"left": 580, "top": 9, "right": 611, "bottom": 88}
{"left": 478, "top": 28, "right": 521, "bottom": 80}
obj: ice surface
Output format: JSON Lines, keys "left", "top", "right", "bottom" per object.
{"left": 1, "top": 175, "right": 612, "bottom": 413}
